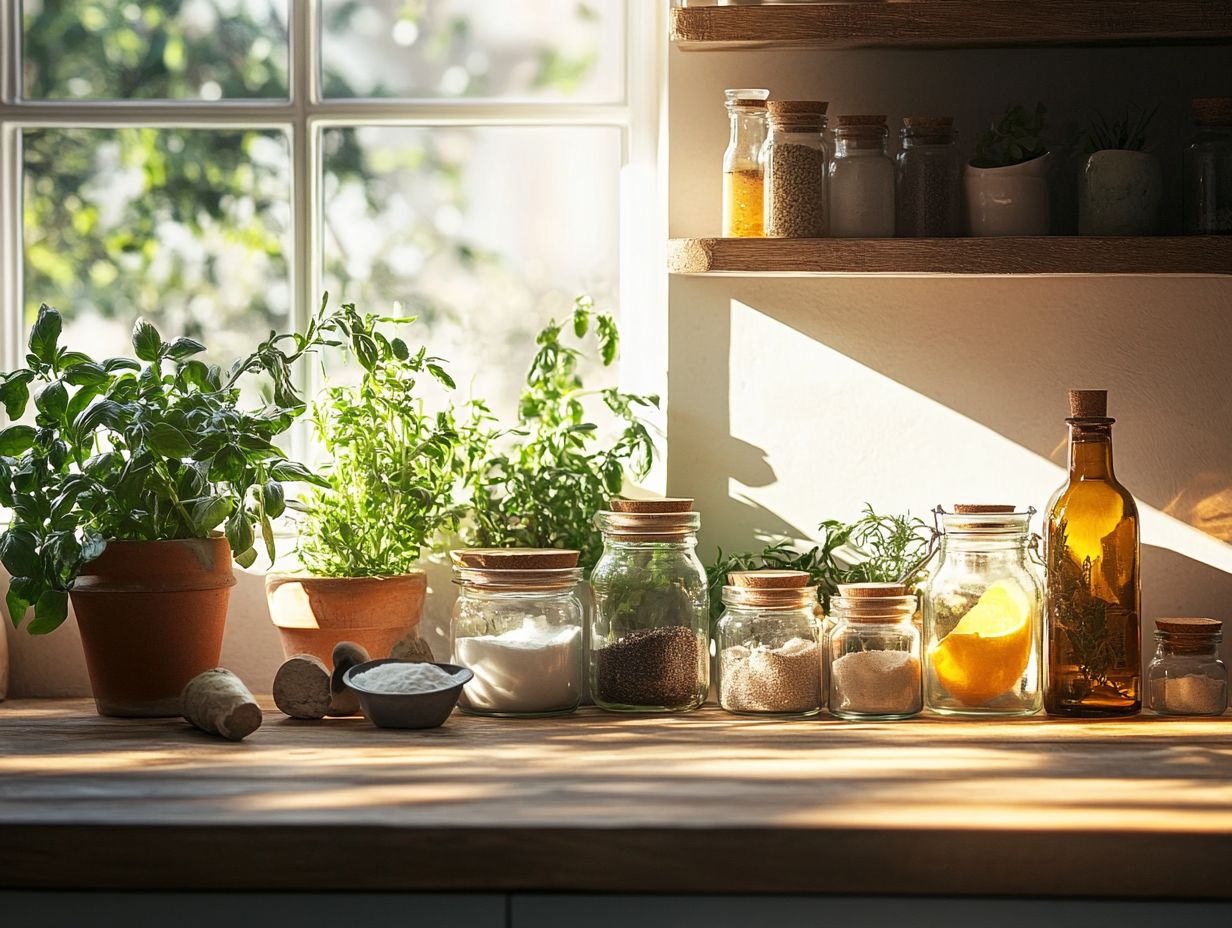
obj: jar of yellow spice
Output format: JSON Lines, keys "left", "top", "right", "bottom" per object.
{"left": 722, "top": 88, "right": 769, "bottom": 237}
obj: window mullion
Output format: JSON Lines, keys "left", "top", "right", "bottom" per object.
{"left": 288, "top": 0, "right": 315, "bottom": 466}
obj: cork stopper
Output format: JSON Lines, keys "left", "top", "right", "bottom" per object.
{"left": 610, "top": 497, "right": 694, "bottom": 514}
{"left": 1069, "top": 389, "right": 1108, "bottom": 419}
{"left": 1157, "top": 617, "right": 1222, "bottom": 634}
{"left": 836, "top": 114, "right": 887, "bottom": 127}
{"left": 767, "top": 100, "right": 829, "bottom": 117}
{"left": 953, "top": 504, "right": 1015, "bottom": 514}
{"left": 837, "top": 581, "right": 907, "bottom": 598}
{"left": 1192, "top": 97, "right": 1232, "bottom": 126}
{"left": 731, "top": 98, "right": 767, "bottom": 109}
{"left": 729, "top": 570, "right": 810, "bottom": 589}
{"left": 903, "top": 116, "right": 954, "bottom": 129}
{"left": 451, "top": 548, "right": 580, "bottom": 570}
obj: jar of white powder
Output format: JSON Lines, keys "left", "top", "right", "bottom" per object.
{"left": 718, "top": 570, "right": 823, "bottom": 717}
{"left": 827, "top": 582, "right": 922, "bottom": 720}
{"left": 450, "top": 548, "right": 584, "bottom": 717}
{"left": 1147, "top": 617, "right": 1227, "bottom": 717}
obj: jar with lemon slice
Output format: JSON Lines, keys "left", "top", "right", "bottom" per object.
{"left": 922, "top": 505, "right": 1043, "bottom": 716}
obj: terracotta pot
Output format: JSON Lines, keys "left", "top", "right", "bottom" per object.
{"left": 71, "top": 536, "right": 235, "bottom": 718}
{"left": 964, "top": 152, "right": 1052, "bottom": 236}
{"left": 265, "top": 573, "right": 427, "bottom": 667}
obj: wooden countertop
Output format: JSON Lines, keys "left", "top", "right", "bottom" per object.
{"left": 2, "top": 699, "right": 1230, "bottom": 897}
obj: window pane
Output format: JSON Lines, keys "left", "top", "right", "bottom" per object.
{"left": 23, "top": 128, "right": 291, "bottom": 362}
{"left": 320, "top": 0, "right": 624, "bottom": 102}
{"left": 321, "top": 125, "right": 621, "bottom": 413}
{"left": 22, "top": 0, "right": 289, "bottom": 100}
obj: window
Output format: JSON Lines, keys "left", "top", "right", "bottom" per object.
{"left": 1, "top": 1, "right": 659, "bottom": 439}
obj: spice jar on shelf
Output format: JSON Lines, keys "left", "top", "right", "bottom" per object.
{"left": 763, "top": 100, "right": 829, "bottom": 238}
{"left": 450, "top": 548, "right": 585, "bottom": 718}
{"left": 896, "top": 116, "right": 961, "bottom": 237}
{"left": 828, "top": 582, "right": 922, "bottom": 720}
{"left": 829, "top": 114, "right": 895, "bottom": 238}
{"left": 1147, "top": 618, "right": 1227, "bottom": 716}
{"left": 717, "top": 570, "right": 822, "bottom": 717}
{"left": 1184, "top": 97, "right": 1232, "bottom": 234}
{"left": 589, "top": 498, "right": 710, "bottom": 713}
{"left": 723, "top": 88, "right": 770, "bottom": 237}
{"left": 922, "top": 505, "right": 1043, "bottom": 717}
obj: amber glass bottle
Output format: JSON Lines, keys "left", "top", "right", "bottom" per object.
{"left": 1044, "top": 390, "right": 1141, "bottom": 716}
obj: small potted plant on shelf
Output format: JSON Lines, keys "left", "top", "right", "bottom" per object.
{"left": 0, "top": 304, "right": 338, "bottom": 717}
{"left": 965, "top": 102, "right": 1051, "bottom": 236}
{"left": 1077, "top": 104, "right": 1161, "bottom": 236}
{"left": 266, "top": 300, "right": 475, "bottom": 666}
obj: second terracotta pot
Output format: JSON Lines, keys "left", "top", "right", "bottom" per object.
{"left": 71, "top": 536, "right": 235, "bottom": 718}
{"left": 265, "top": 573, "right": 427, "bottom": 667}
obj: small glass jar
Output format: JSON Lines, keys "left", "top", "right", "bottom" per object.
{"left": 717, "top": 570, "right": 822, "bottom": 717}
{"left": 923, "top": 505, "right": 1043, "bottom": 717}
{"left": 828, "top": 583, "right": 922, "bottom": 720}
{"left": 762, "top": 100, "right": 829, "bottom": 238}
{"left": 1147, "top": 618, "right": 1227, "bottom": 716}
{"left": 723, "top": 88, "right": 770, "bottom": 237}
{"left": 450, "top": 548, "right": 584, "bottom": 718}
{"left": 589, "top": 499, "right": 709, "bottom": 712}
{"left": 1184, "top": 97, "right": 1232, "bottom": 234}
{"left": 896, "top": 116, "right": 961, "bottom": 237}
{"left": 829, "top": 114, "right": 895, "bottom": 238}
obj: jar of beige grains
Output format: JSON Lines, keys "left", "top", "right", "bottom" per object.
{"left": 762, "top": 100, "right": 830, "bottom": 238}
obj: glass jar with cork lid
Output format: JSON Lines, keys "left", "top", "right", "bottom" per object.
{"left": 589, "top": 498, "right": 710, "bottom": 713}
{"left": 717, "top": 570, "right": 823, "bottom": 717}
{"left": 922, "top": 505, "right": 1044, "bottom": 717}
{"left": 896, "top": 116, "right": 961, "bottom": 237}
{"left": 450, "top": 548, "right": 585, "bottom": 718}
{"left": 1147, "top": 618, "right": 1227, "bottom": 716}
{"left": 722, "top": 88, "right": 770, "bottom": 237}
{"left": 1184, "top": 97, "right": 1232, "bottom": 234}
{"left": 827, "top": 582, "right": 922, "bottom": 720}
{"left": 829, "top": 114, "right": 895, "bottom": 237}
{"left": 762, "top": 100, "right": 829, "bottom": 238}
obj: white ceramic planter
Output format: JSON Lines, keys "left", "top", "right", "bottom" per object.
{"left": 964, "top": 153, "right": 1051, "bottom": 236}
{"left": 1078, "top": 149, "right": 1162, "bottom": 236}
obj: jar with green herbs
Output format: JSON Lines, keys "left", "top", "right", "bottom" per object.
{"left": 718, "top": 570, "right": 822, "bottom": 717}
{"left": 922, "top": 505, "right": 1043, "bottom": 717}
{"left": 828, "top": 582, "right": 922, "bottom": 720}
{"left": 589, "top": 498, "right": 709, "bottom": 713}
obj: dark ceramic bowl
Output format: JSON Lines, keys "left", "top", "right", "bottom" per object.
{"left": 343, "top": 659, "right": 473, "bottom": 730}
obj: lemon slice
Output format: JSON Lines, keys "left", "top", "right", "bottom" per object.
{"left": 929, "top": 580, "right": 1032, "bottom": 706}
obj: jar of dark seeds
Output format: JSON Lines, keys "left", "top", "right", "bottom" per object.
{"left": 762, "top": 100, "right": 829, "bottom": 237}
{"left": 718, "top": 570, "right": 823, "bottom": 717}
{"left": 896, "top": 116, "right": 961, "bottom": 237}
{"left": 589, "top": 498, "right": 710, "bottom": 712}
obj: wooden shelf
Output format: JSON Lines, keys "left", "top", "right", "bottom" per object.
{"left": 670, "top": 1, "right": 1232, "bottom": 51}
{"left": 667, "top": 236, "right": 1232, "bottom": 276}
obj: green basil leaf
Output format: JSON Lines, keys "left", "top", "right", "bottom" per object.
{"left": 192, "top": 495, "right": 232, "bottom": 533}
{"left": 0, "top": 530, "right": 41, "bottom": 578}
{"left": 166, "top": 336, "right": 207, "bottom": 361}
{"left": 148, "top": 423, "right": 194, "bottom": 459}
{"left": 34, "top": 380, "right": 68, "bottom": 420}
{"left": 28, "top": 304, "right": 62, "bottom": 365}
{"left": 262, "top": 480, "right": 285, "bottom": 519}
{"left": 28, "top": 589, "right": 69, "bottom": 635}
{"left": 131, "top": 319, "right": 163, "bottom": 362}
{"left": 426, "top": 363, "right": 456, "bottom": 389}
{"left": 268, "top": 460, "right": 326, "bottom": 486}
{"left": 0, "top": 425, "right": 37, "bottom": 456}
{"left": 102, "top": 357, "right": 141, "bottom": 373}
{"left": 5, "top": 588, "right": 30, "bottom": 628}
{"left": 0, "top": 373, "right": 32, "bottom": 420}
{"left": 62, "top": 362, "right": 110, "bottom": 388}
{"left": 225, "top": 508, "right": 254, "bottom": 557}
{"left": 233, "top": 546, "right": 258, "bottom": 569}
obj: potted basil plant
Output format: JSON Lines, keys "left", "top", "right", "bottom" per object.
{"left": 0, "top": 304, "right": 340, "bottom": 716}
{"left": 1078, "top": 104, "right": 1162, "bottom": 236}
{"left": 965, "top": 103, "right": 1051, "bottom": 236}
{"left": 267, "top": 300, "right": 476, "bottom": 666}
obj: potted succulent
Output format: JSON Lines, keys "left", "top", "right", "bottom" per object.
{"left": 267, "top": 301, "right": 474, "bottom": 666}
{"left": 0, "top": 304, "right": 338, "bottom": 716}
{"left": 965, "top": 103, "right": 1051, "bottom": 236}
{"left": 1078, "top": 104, "right": 1162, "bottom": 236}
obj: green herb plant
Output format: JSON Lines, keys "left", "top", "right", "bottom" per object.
{"left": 973, "top": 103, "right": 1048, "bottom": 168}
{"left": 1083, "top": 103, "right": 1158, "bottom": 154}
{"left": 0, "top": 301, "right": 352, "bottom": 634}
{"left": 294, "top": 303, "right": 479, "bottom": 577}
{"left": 465, "top": 296, "right": 658, "bottom": 570}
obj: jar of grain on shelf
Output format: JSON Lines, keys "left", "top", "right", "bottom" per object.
{"left": 896, "top": 116, "right": 961, "bottom": 237}
{"left": 1147, "top": 618, "right": 1227, "bottom": 716}
{"left": 829, "top": 114, "right": 895, "bottom": 237}
{"left": 828, "top": 582, "right": 922, "bottom": 720}
{"left": 762, "top": 100, "right": 829, "bottom": 238}
{"left": 722, "top": 88, "right": 770, "bottom": 237}
{"left": 717, "top": 570, "right": 823, "bottom": 717}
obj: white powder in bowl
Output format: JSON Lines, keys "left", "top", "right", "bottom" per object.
{"left": 351, "top": 662, "right": 465, "bottom": 695}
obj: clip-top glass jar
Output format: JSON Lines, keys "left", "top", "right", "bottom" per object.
{"left": 896, "top": 116, "right": 961, "bottom": 237}
{"left": 718, "top": 570, "right": 822, "bottom": 717}
{"left": 589, "top": 498, "right": 709, "bottom": 712}
{"left": 829, "top": 114, "right": 895, "bottom": 238}
{"left": 723, "top": 88, "right": 770, "bottom": 237}
{"left": 828, "top": 582, "right": 922, "bottom": 720}
{"left": 1184, "top": 97, "right": 1232, "bottom": 234}
{"left": 1147, "top": 617, "right": 1227, "bottom": 716}
{"left": 922, "top": 505, "right": 1043, "bottom": 716}
{"left": 451, "top": 548, "right": 584, "bottom": 718}
{"left": 762, "top": 100, "right": 829, "bottom": 238}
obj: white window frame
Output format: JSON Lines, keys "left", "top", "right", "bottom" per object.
{"left": 0, "top": 0, "right": 667, "bottom": 479}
